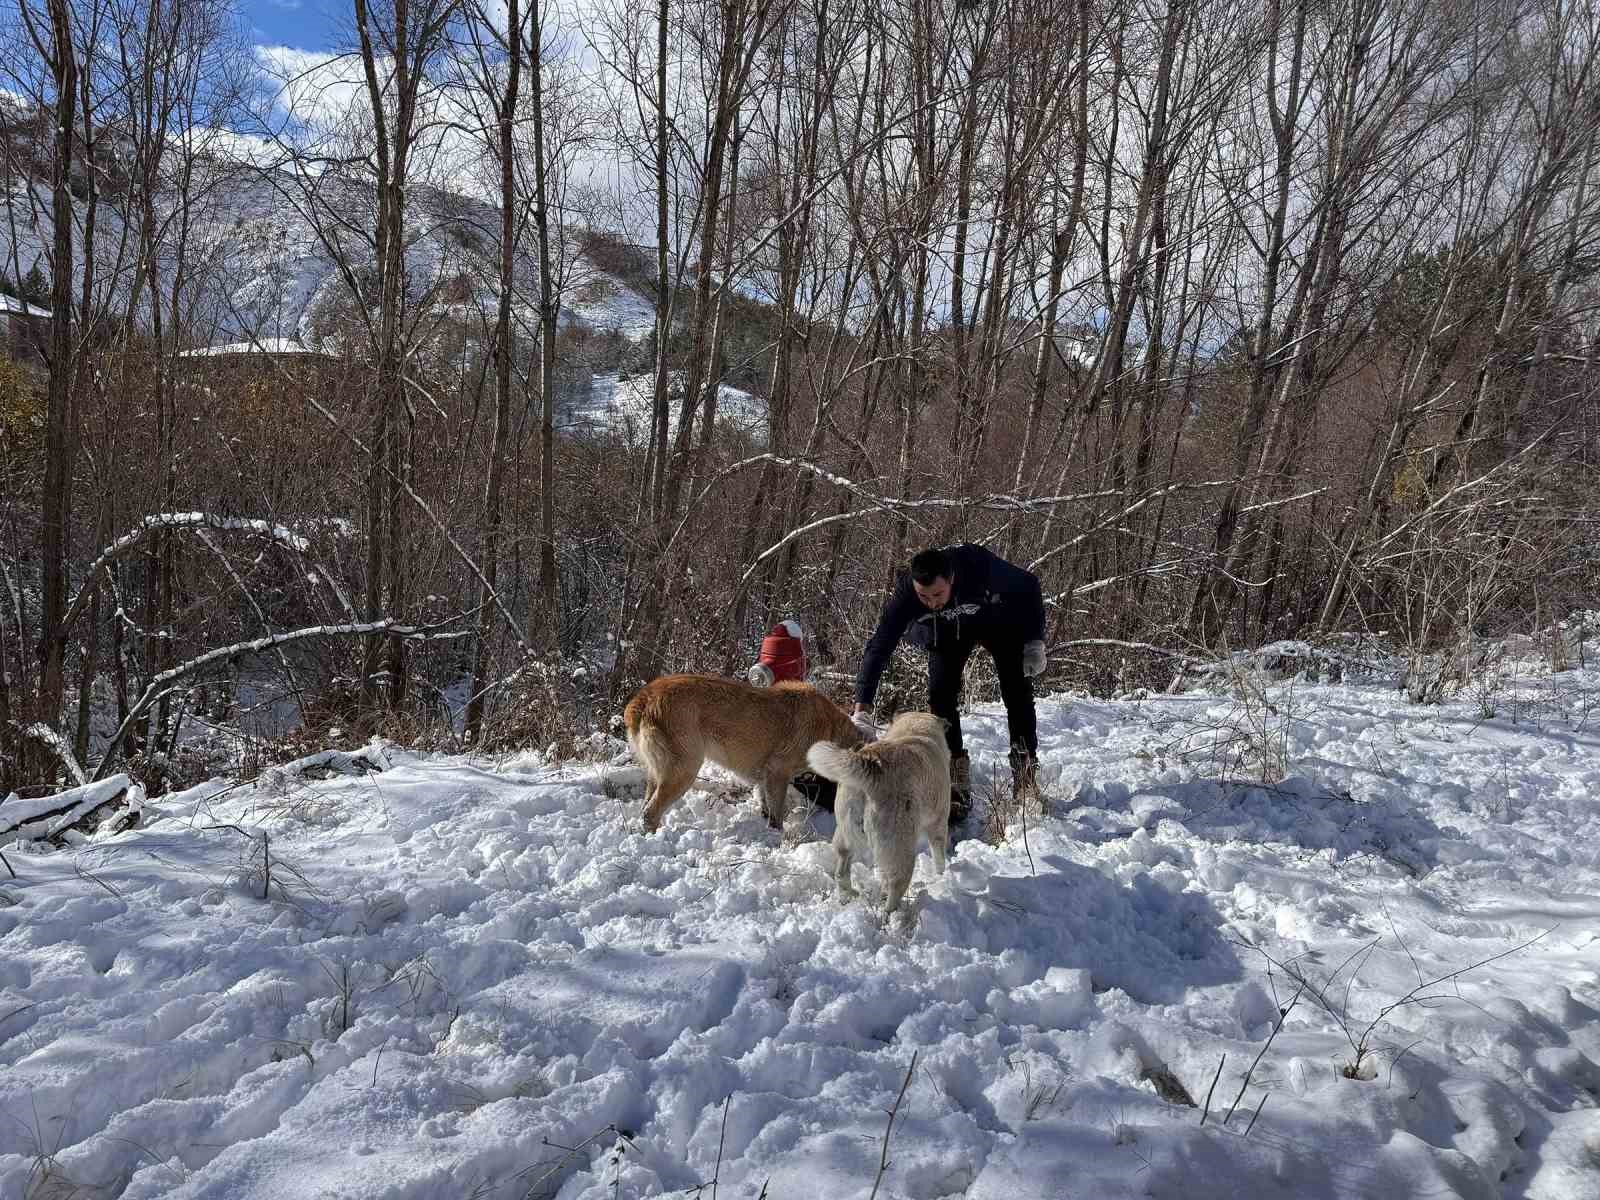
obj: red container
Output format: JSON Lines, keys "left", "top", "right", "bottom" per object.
{"left": 749, "top": 621, "right": 807, "bottom": 685}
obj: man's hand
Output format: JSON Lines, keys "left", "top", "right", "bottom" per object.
{"left": 850, "top": 709, "right": 879, "bottom": 742}
{"left": 1022, "top": 639, "right": 1048, "bottom": 677}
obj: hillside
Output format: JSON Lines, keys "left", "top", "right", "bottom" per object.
{"left": 1, "top": 129, "right": 768, "bottom": 441}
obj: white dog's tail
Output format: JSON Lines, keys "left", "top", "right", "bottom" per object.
{"left": 806, "top": 740, "right": 881, "bottom": 789}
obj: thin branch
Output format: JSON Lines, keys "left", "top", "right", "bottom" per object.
{"left": 869, "top": 1051, "right": 918, "bottom": 1200}
{"left": 1199, "top": 1053, "right": 1225, "bottom": 1125}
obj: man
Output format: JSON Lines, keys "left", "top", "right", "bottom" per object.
{"left": 852, "top": 544, "right": 1048, "bottom": 821}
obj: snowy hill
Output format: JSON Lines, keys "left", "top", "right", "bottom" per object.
{"left": 1, "top": 162, "right": 658, "bottom": 346}
{"left": 2, "top": 146, "right": 772, "bottom": 446}
{"left": 2, "top": 643, "right": 1599, "bottom": 1198}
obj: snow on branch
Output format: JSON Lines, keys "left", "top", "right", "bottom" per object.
{"left": 688, "top": 454, "right": 1258, "bottom": 569}
{"left": 99, "top": 513, "right": 307, "bottom": 562}
{"left": 257, "top": 745, "right": 394, "bottom": 795}
{"left": 693, "top": 453, "right": 1186, "bottom": 521}
{"left": 0, "top": 775, "right": 144, "bottom": 849}
{"left": 1027, "top": 481, "right": 1243, "bottom": 573}
{"left": 691, "top": 457, "right": 1314, "bottom": 596}
{"left": 92, "top": 618, "right": 471, "bottom": 781}
{"left": 62, "top": 513, "right": 354, "bottom": 636}
{"left": 734, "top": 507, "right": 881, "bottom": 595}
{"left": 21, "top": 723, "right": 87, "bottom": 787}
{"left": 1240, "top": 486, "right": 1329, "bottom": 516}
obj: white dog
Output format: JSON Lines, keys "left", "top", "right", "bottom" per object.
{"left": 806, "top": 711, "right": 951, "bottom": 918}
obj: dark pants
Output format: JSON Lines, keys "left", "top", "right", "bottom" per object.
{"left": 929, "top": 630, "right": 1037, "bottom": 759}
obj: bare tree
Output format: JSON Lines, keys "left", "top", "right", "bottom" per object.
{"left": 460, "top": 0, "right": 523, "bottom": 741}
{"left": 350, "top": 0, "right": 460, "bottom": 708}
{"left": 17, "top": 0, "right": 81, "bottom": 768}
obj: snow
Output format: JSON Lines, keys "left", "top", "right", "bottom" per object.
{"left": 178, "top": 337, "right": 334, "bottom": 359}
{"left": 0, "top": 775, "right": 141, "bottom": 846}
{"left": 2, "top": 649, "right": 1599, "bottom": 1199}
{"left": 0, "top": 292, "right": 49, "bottom": 318}
{"left": 572, "top": 373, "right": 768, "bottom": 445}
{"left": 562, "top": 274, "right": 659, "bottom": 342}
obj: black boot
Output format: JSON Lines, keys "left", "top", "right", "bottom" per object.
{"left": 949, "top": 750, "right": 971, "bottom": 824}
{"left": 791, "top": 770, "right": 836, "bottom": 812}
{"left": 1009, "top": 741, "right": 1038, "bottom": 807}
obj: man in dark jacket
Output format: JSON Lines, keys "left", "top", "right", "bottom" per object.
{"left": 851, "top": 544, "right": 1048, "bottom": 821}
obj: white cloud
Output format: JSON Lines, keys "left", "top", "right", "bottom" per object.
{"left": 255, "top": 45, "right": 367, "bottom": 133}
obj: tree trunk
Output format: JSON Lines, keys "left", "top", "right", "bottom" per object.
{"left": 35, "top": 0, "right": 79, "bottom": 737}
{"left": 465, "top": 0, "right": 522, "bottom": 742}
{"left": 530, "top": 0, "right": 560, "bottom": 636}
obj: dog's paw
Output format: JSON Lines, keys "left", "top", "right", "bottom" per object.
{"left": 887, "top": 906, "right": 919, "bottom": 935}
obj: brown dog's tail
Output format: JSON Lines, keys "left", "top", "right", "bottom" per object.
{"left": 806, "top": 740, "right": 882, "bottom": 789}
{"left": 623, "top": 694, "right": 645, "bottom": 741}
{"left": 623, "top": 689, "right": 681, "bottom": 773}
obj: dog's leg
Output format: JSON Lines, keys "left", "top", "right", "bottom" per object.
{"left": 881, "top": 865, "right": 913, "bottom": 918}
{"left": 832, "top": 789, "right": 857, "bottom": 899}
{"left": 640, "top": 775, "right": 659, "bottom": 820}
{"left": 878, "top": 810, "right": 917, "bottom": 918}
{"left": 760, "top": 765, "right": 788, "bottom": 830}
{"left": 642, "top": 761, "right": 699, "bottom": 832}
{"left": 928, "top": 819, "right": 949, "bottom": 875}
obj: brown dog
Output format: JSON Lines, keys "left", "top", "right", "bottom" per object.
{"left": 624, "top": 674, "right": 863, "bottom": 832}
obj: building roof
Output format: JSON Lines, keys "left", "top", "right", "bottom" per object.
{"left": 0, "top": 292, "right": 50, "bottom": 318}
{"left": 178, "top": 337, "right": 335, "bottom": 359}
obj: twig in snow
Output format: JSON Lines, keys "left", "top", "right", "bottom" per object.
{"left": 869, "top": 1051, "right": 918, "bottom": 1200}
{"left": 204, "top": 824, "right": 275, "bottom": 900}
{"left": 1199, "top": 1054, "right": 1225, "bottom": 1125}
{"left": 1, "top": 1001, "right": 37, "bottom": 1028}
{"left": 1244, "top": 1092, "right": 1269, "bottom": 1136}
{"left": 711, "top": 1095, "right": 730, "bottom": 1200}
{"left": 516, "top": 1123, "right": 619, "bottom": 1200}
{"left": 74, "top": 859, "right": 124, "bottom": 897}
{"left": 1225, "top": 985, "right": 1303, "bottom": 1123}
{"left": 1232, "top": 928, "right": 1553, "bottom": 1081}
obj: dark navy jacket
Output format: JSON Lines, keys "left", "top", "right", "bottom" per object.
{"left": 855, "top": 543, "right": 1046, "bottom": 706}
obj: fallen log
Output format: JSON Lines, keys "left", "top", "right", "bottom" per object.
{"left": 0, "top": 774, "right": 145, "bottom": 851}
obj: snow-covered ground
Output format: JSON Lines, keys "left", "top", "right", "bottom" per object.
{"left": 3, "top": 649, "right": 1600, "bottom": 1199}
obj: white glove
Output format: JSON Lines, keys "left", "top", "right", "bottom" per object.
{"left": 1022, "top": 640, "right": 1048, "bottom": 677}
{"left": 850, "top": 712, "right": 879, "bottom": 742}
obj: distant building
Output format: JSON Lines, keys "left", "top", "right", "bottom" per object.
{"left": 173, "top": 335, "right": 358, "bottom": 417}
{"left": 0, "top": 291, "right": 50, "bottom": 366}
{"left": 177, "top": 336, "right": 337, "bottom": 363}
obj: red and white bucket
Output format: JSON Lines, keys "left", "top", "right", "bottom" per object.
{"left": 747, "top": 620, "right": 808, "bottom": 687}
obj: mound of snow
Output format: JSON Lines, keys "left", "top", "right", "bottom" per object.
{"left": 3, "top": 663, "right": 1599, "bottom": 1199}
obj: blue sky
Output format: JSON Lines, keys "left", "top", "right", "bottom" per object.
{"left": 241, "top": 0, "right": 344, "bottom": 52}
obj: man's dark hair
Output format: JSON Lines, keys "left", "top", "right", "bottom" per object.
{"left": 909, "top": 547, "right": 954, "bottom": 585}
